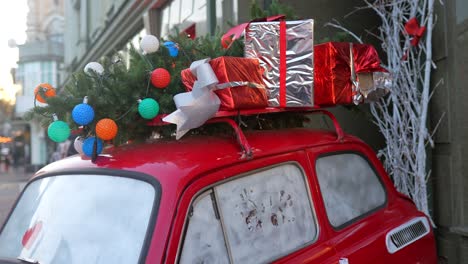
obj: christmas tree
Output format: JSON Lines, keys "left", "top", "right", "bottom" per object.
{"left": 25, "top": 1, "right": 304, "bottom": 150}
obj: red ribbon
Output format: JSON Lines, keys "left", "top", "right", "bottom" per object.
{"left": 279, "top": 20, "right": 287, "bottom": 107}
{"left": 221, "top": 15, "right": 285, "bottom": 49}
{"left": 402, "top": 17, "right": 426, "bottom": 60}
{"left": 405, "top": 17, "right": 426, "bottom": 47}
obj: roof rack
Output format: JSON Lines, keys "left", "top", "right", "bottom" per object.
{"left": 149, "top": 108, "right": 344, "bottom": 160}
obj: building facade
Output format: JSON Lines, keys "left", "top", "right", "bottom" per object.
{"left": 431, "top": 0, "right": 468, "bottom": 262}
{"left": 62, "top": 0, "right": 467, "bottom": 262}
{"left": 14, "top": 0, "right": 64, "bottom": 170}
{"left": 63, "top": 0, "right": 238, "bottom": 77}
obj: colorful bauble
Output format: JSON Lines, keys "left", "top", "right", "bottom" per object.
{"left": 140, "top": 35, "right": 160, "bottom": 54}
{"left": 138, "top": 98, "right": 159, "bottom": 119}
{"left": 84, "top": 62, "right": 104, "bottom": 76}
{"left": 82, "top": 137, "right": 103, "bottom": 157}
{"left": 74, "top": 136, "right": 84, "bottom": 155}
{"left": 34, "top": 83, "right": 56, "bottom": 103}
{"left": 96, "top": 118, "right": 118, "bottom": 140}
{"left": 72, "top": 97, "right": 95, "bottom": 125}
{"left": 151, "top": 68, "right": 171, "bottom": 88}
{"left": 163, "top": 41, "right": 179, "bottom": 57}
{"left": 48, "top": 120, "right": 70, "bottom": 143}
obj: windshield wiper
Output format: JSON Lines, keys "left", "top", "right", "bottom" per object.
{"left": 17, "top": 257, "right": 40, "bottom": 264}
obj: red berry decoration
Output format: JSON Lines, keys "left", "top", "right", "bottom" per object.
{"left": 96, "top": 118, "right": 118, "bottom": 140}
{"left": 151, "top": 68, "right": 171, "bottom": 89}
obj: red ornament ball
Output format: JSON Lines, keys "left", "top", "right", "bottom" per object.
{"left": 34, "top": 83, "right": 56, "bottom": 103}
{"left": 151, "top": 68, "right": 171, "bottom": 89}
{"left": 96, "top": 118, "right": 118, "bottom": 140}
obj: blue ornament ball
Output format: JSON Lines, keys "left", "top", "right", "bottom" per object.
{"left": 82, "top": 137, "right": 103, "bottom": 157}
{"left": 72, "top": 103, "right": 95, "bottom": 125}
{"left": 163, "top": 41, "right": 179, "bottom": 57}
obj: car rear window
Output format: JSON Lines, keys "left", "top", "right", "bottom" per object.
{"left": 315, "top": 153, "right": 386, "bottom": 228}
{"left": 0, "top": 174, "right": 157, "bottom": 264}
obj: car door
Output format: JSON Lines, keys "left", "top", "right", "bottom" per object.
{"left": 164, "top": 151, "right": 338, "bottom": 263}
{"left": 307, "top": 143, "right": 392, "bottom": 264}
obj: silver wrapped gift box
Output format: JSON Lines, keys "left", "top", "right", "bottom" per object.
{"left": 244, "top": 19, "right": 314, "bottom": 107}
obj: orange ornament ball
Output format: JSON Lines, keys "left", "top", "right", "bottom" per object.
{"left": 151, "top": 68, "right": 171, "bottom": 89}
{"left": 34, "top": 83, "right": 56, "bottom": 103}
{"left": 96, "top": 118, "right": 118, "bottom": 140}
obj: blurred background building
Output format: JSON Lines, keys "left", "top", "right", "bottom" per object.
{"left": 12, "top": 0, "right": 64, "bottom": 171}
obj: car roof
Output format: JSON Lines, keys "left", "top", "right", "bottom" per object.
{"left": 35, "top": 128, "right": 363, "bottom": 185}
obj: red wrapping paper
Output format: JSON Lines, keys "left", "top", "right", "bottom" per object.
{"left": 181, "top": 56, "right": 268, "bottom": 110}
{"left": 314, "top": 42, "right": 386, "bottom": 106}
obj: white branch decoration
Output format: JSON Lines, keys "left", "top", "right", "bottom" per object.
{"left": 329, "top": 0, "right": 437, "bottom": 220}
{"left": 369, "top": 0, "right": 435, "bottom": 219}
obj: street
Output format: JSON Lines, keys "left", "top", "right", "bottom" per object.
{"left": 0, "top": 166, "right": 32, "bottom": 226}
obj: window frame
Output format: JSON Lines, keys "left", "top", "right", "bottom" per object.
{"left": 175, "top": 161, "right": 320, "bottom": 264}
{"left": 314, "top": 151, "right": 388, "bottom": 230}
{"left": 0, "top": 168, "right": 162, "bottom": 264}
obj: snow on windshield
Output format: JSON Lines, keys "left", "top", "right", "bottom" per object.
{"left": 0, "top": 174, "right": 157, "bottom": 264}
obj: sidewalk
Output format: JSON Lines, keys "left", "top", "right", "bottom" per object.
{"left": 0, "top": 166, "right": 34, "bottom": 226}
{"left": 0, "top": 166, "right": 34, "bottom": 182}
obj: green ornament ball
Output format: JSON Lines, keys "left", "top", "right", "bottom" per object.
{"left": 138, "top": 98, "right": 160, "bottom": 119}
{"left": 48, "top": 120, "right": 71, "bottom": 143}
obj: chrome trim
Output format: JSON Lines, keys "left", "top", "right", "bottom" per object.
{"left": 385, "top": 216, "right": 430, "bottom": 254}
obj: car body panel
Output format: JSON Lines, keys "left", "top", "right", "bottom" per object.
{"left": 165, "top": 151, "right": 337, "bottom": 263}
{"left": 307, "top": 143, "right": 437, "bottom": 264}
{"left": 2, "top": 127, "right": 436, "bottom": 263}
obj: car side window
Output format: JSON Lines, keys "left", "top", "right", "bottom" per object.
{"left": 215, "top": 164, "right": 317, "bottom": 263}
{"left": 315, "top": 153, "right": 386, "bottom": 228}
{"left": 179, "top": 191, "right": 230, "bottom": 264}
{"left": 179, "top": 163, "right": 317, "bottom": 264}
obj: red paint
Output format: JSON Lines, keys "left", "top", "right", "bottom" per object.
{"left": 28, "top": 115, "right": 437, "bottom": 263}
{"left": 22, "top": 221, "right": 43, "bottom": 250}
{"left": 148, "top": 107, "right": 322, "bottom": 126}
{"left": 206, "top": 117, "right": 252, "bottom": 158}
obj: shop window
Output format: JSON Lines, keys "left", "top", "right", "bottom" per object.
{"left": 456, "top": 0, "right": 468, "bottom": 24}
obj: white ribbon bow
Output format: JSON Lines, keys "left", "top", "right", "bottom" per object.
{"left": 163, "top": 59, "right": 221, "bottom": 139}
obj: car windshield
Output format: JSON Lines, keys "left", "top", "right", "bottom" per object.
{"left": 0, "top": 174, "right": 158, "bottom": 264}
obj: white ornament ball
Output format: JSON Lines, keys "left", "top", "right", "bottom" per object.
{"left": 84, "top": 62, "right": 104, "bottom": 76}
{"left": 74, "top": 136, "right": 85, "bottom": 155}
{"left": 140, "top": 35, "right": 160, "bottom": 54}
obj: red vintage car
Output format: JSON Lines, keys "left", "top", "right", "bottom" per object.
{"left": 0, "top": 110, "right": 437, "bottom": 264}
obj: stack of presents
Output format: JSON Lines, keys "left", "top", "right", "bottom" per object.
{"left": 163, "top": 17, "right": 392, "bottom": 138}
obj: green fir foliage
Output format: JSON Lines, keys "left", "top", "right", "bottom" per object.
{"left": 319, "top": 32, "right": 356, "bottom": 44}
{"left": 250, "top": 0, "right": 298, "bottom": 20}
{"left": 25, "top": 32, "right": 244, "bottom": 145}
